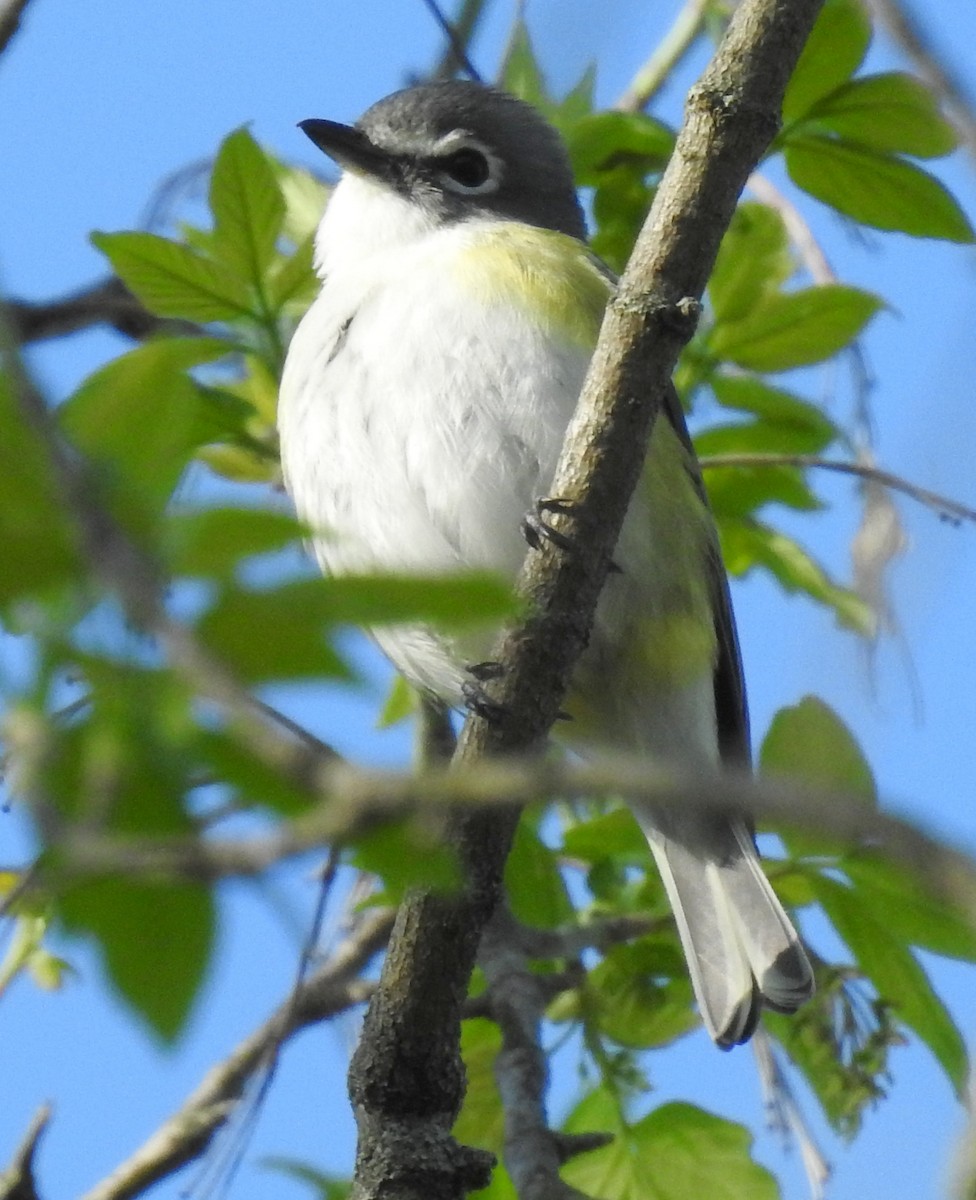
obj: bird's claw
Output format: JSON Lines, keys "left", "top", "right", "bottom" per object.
{"left": 521, "top": 497, "right": 622, "bottom": 573}
{"left": 521, "top": 496, "right": 577, "bottom": 553}
{"left": 462, "top": 661, "right": 507, "bottom": 722}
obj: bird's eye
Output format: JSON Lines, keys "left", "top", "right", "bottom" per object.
{"left": 439, "top": 147, "right": 494, "bottom": 192}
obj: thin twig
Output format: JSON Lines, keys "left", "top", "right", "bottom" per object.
{"left": 429, "top": 0, "right": 490, "bottom": 81}
{"left": 79, "top": 906, "right": 393, "bottom": 1200}
{"left": 421, "top": 0, "right": 484, "bottom": 83}
{"left": 616, "top": 0, "right": 712, "bottom": 112}
{"left": 700, "top": 451, "right": 976, "bottom": 525}
{"left": 745, "top": 172, "right": 835, "bottom": 283}
{"left": 0, "top": 0, "right": 34, "bottom": 58}
{"left": 0, "top": 1103, "right": 51, "bottom": 1200}
{"left": 188, "top": 848, "right": 343, "bottom": 1199}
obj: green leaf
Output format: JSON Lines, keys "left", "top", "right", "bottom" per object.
{"left": 553, "top": 62, "right": 597, "bottom": 128}
{"left": 562, "top": 1092, "right": 780, "bottom": 1200}
{"left": 504, "top": 817, "right": 573, "bottom": 930}
{"left": 589, "top": 938, "right": 697, "bottom": 1049}
{"left": 453, "top": 1017, "right": 504, "bottom": 1154}
{"left": 198, "top": 729, "right": 316, "bottom": 816}
{"left": 92, "top": 231, "right": 254, "bottom": 321}
{"left": 709, "top": 203, "right": 793, "bottom": 325}
{"left": 349, "top": 820, "right": 459, "bottom": 900}
{"left": 196, "top": 579, "right": 353, "bottom": 684}
{"left": 591, "top": 167, "right": 652, "bottom": 273}
{"left": 313, "top": 572, "right": 515, "bottom": 628}
{"left": 785, "top": 137, "right": 974, "bottom": 242}
{"left": 267, "top": 232, "right": 318, "bottom": 312}
{"left": 761, "top": 695, "right": 876, "bottom": 801}
{"left": 60, "top": 878, "right": 214, "bottom": 1042}
{"left": 272, "top": 161, "right": 330, "bottom": 245}
{"left": 808, "top": 72, "right": 958, "bottom": 158}
{"left": 710, "top": 285, "right": 881, "bottom": 371}
{"left": 499, "top": 20, "right": 548, "bottom": 110}
{"left": 761, "top": 695, "right": 874, "bottom": 866}
{"left": 782, "top": 0, "right": 872, "bottom": 123}
{"left": 710, "top": 376, "right": 838, "bottom": 453}
{"left": 561, "top": 808, "right": 649, "bottom": 865}
{"left": 703, "top": 460, "right": 820, "bottom": 516}
{"left": 209, "top": 127, "right": 286, "bottom": 285}
{"left": 720, "top": 519, "right": 873, "bottom": 632}
{"left": 166, "top": 507, "right": 302, "bottom": 579}
{"left": 198, "top": 442, "right": 281, "bottom": 483}
{"left": 376, "top": 673, "right": 417, "bottom": 728}
{"left": 758, "top": 696, "right": 873, "bottom": 864}
{"left": 60, "top": 338, "right": 230, "bottom": 529}
{"left": 567, "top": 111, "right": 674, "bottom": 186}
{"left": 0, "top": 373, "right": 80, "bottom": 605}
{"left": 811, "top": 873, "right": 969, "bottom": 1094}
{"left": 842, "top": 852, "right": 976, "bottom": 962}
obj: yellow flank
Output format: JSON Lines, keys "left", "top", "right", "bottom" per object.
{"left": 454, "top": 223, "right": 611, "bottom": 348}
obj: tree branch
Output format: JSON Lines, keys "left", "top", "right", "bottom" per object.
{"left": 78, "top": 907, "right": 393, "bottom": 1200}
{"left": 7, "top": 277, "right": 200, "bottom": 345}
{"left": 745, "top": 172, "right": 835, "bottom": 283}
{"left": 346, "top": 4, "right": 828, "bottom": 1194}
{"left": 616, "top": 0, "right": 712, "bottom": 113}
{"left": 0, "top": 1104, "right": 51, "bottom": 1200}
{"left": 700, "top": 452, "right": 976, "bottom": 525}
{"left": 0, "top": 0, "right": 35, "bottom": 58}
{"left": 479, "top": 907, "right": 611, "bottom": 1200}
{"left": 423, "top": 0, "right": 486, "bottom": 83}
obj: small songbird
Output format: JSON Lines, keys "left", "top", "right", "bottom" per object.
{"left": 277, "top": 80, "right": 814, "bottom": 1047}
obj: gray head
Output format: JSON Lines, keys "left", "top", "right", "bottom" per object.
{"left": 301, "top": 81, "right": 586, "bottom": 240}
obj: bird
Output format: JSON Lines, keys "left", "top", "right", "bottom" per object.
{"left": 277, "top": 79, "right": 814, "bottom": 1047}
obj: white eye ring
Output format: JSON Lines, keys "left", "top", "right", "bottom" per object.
{"left": 433, "top": 137, "right": 502, "bottom": 196}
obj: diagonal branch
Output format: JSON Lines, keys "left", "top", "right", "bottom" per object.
{"left": 79, "top": 907, "right": 393, "bottom": 1200}
{"left": 616, "top": 0, "right": 712, "bottom": 113}
{"left": 0, "top": 0, "right": 35, "bottom": 58}
{"left": 345, "top": 13, "right": 830, "bottom": 1194}
{"left": 0, "top": 1103, "right": 51, "bottom": 1200}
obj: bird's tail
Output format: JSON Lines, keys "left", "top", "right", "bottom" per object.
{"left": 644, "top": 818, "right": 814, "bottom": 1048}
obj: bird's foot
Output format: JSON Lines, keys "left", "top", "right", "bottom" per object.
{"left": 521, "top": 497, "right": 576, "bottom": 554}
{"left": 462, "top": 661, "right": 507, "bottom": 722}
{"left": 521, "top": 497, "right": 622, "bottom": 573}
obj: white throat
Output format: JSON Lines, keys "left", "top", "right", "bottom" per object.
{"left": 313, "top": 172, "right": 440, "bottom": 278}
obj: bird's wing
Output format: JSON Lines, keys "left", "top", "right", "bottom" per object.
{"left": 659, "top": 383, "right": 751, "bottom": 767}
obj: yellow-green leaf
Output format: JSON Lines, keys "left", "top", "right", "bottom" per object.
{"left": 808, "top": 72, "right": 958, "bottom": 159}
{"left": 710, "top": 285, "right": 881, "bottom": 371}
{"left": 785, "top": 137, "right": 974, "bottom": 242}
{"left": 92, "top": 231, "right": 254, "bottom": 321}
{"left": 562, "top": 1092, "right": 780, "bottom": 1200}
{"left": 209, "top": 127, "right": 286, "bottom": 285}
{"left": 782, "top": 0, "right": 872, "bottom": 123}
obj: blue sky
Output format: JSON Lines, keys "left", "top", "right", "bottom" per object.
{"left": 1, "top": 2, "right": 975, "bottom": 1199}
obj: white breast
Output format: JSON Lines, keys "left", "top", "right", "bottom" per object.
{"left": 278, "top": 219, "right": 590, "bottom": 698}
